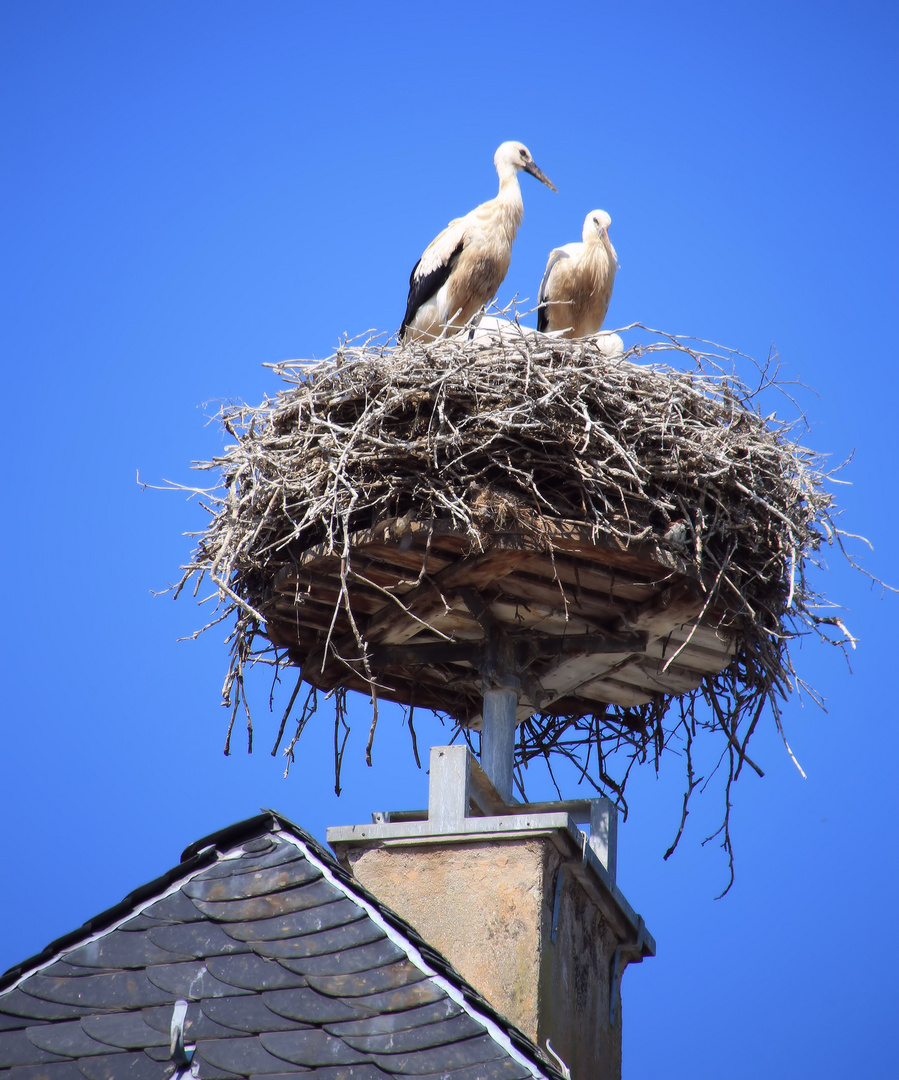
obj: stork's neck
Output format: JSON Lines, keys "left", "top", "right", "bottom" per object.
{"left": 496, "top": 163, "right": 523, "bottom": 203}
{"left": 494, "top": 166, "right": 525, "bottom": 241}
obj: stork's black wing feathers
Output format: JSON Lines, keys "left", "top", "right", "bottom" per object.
{"left": 536, "top": 250, "right": 566, "bottom": 334}
{"left": 398, "top": 238, "right": 465, "bottom": 340}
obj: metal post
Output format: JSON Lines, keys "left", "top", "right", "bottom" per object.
{"left": 428, "top": 745, "right": 471, "bottom": 830}
{"left": 589, "top": 798, "right": 618, "bottom": 886}
{"left": 481, "top": 686, "right": 518, "bottom": 803}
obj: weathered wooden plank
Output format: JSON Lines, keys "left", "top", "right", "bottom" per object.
{"left": 644, "top": 636, "right": 734, "bottom": 674}
{"left": 364, "top": 550, "right": 534, "bottom": 646}
{"left": 614, "top": 658, "right": 706, "bottom": 696}
{"left": 516, "top": 553, "right": 660, "bottom": 603}
{"left": 489, "top": 572, "right": 623, "bottom": 623}
{"left": 575, "top": 675, "right": 656, "bottom": 708}
{"left": 486, "top": 600, "right": 601, "bottom": 636}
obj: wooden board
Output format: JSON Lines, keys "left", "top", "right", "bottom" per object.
{"left": 261, "top": 515, "right": 737, "bottom": 725}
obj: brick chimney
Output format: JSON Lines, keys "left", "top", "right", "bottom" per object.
{"left": 328, "top": 746, "right": 654, "bottom": 1080}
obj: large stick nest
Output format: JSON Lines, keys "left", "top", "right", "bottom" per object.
{"left": 172, "top": 323, "right": 858, "bottom": 886}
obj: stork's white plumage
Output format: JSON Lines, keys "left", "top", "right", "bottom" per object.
{"left": 537, "top": 210, "right": 618, "bottom": 337}
{"left": 399, "top": 142, "right": 556, "bottom": 343}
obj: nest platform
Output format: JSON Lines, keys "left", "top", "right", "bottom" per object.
{"left": 176, "top": 324, "right": 847, "bottom": 815}
{"left": 266, "top": 514, "right": 735, "bottom": 727}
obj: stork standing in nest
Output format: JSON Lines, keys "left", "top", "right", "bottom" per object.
{"left": 537, "top": 210, "right": 618, "bottom": 337}
{"left": 399, "top": 141, "right": 557, "bottom": 343}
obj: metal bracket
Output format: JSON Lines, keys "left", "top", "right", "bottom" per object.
{"left": 609, "top": 914, "right": 646, "bottom": 1025}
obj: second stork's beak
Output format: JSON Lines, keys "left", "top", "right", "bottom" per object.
{"left": 524, "top": 159, "right": 557, "bottom": 192}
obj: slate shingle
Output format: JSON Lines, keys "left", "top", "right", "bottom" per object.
{"left": 17, "top": 971, "right": 173, "bottom": 1010}
{"left": 0, "top": 987, "right": 93, "bottom": 1022}
{"left": 24, "top": 1020, "right": 116, "bottom": 1057}
{"left": 262, "top": 987, "right": 375, "bottom": 1025}
{"left": 0, "top": 813, "right": 560, "bottom": 1080}
{"left": 291, "top": 1068, "right": 389, "bottom": 1080}
{"left": 204, "top": 954, "right": 308, "bottom": 992}
{"left": 64, "top": 930, "right": 193, "bottom": 970}
{"left": 183, "top": 861, "right": 319, "bottom": 904}
{"left": 416, "top": 1061, "right": 535, "bottom": 1080}
{"left": 81, "top": 1012, "right": 171, "bottom": 1050}
{"left": 278, "top": 939, "right": 405, "bottom": 978}
{"left": 77, "top": 1052, "right": 176, "bottom": 1080}
{"left": 252, "top": 919, "right": 385, "bottom": 960}
{"left": 141, "top": 1002, "right": 244, "bottom": 1041}
{"left": 8, "top": 1062, "right": 87, "bottom": 1080}
{"left": 304, "top": 961, "right": 426, "bottom": 999}
{"left": 147, "top": 921, "right": 248, "bottom": 958}
{"left": 200, "top": 994, "right": 312, "bottom": 1034}
{"left": 223, "top": 898, "right": 366, "bottom": 942}
{"left": 143, "top": 889, "right": 207, "bottom": 924}
{"left": 369, "top": 1032, "right": 508, "bottom": 1075}
{"left": 339, "top": 1013, "right": 487, "bottom": 1054}
{"left": 260, "top": 1028, "right": 370, "bottom": 1068}
{"left": 195, "top": 1034, "right": 305, "bottom": 1075}
{"left": 145, "top": 961, "right": 253, "bottom": 999}
{"left": 190, "top": 878, "right": 344, "bottom": 923}
{"left": 0, "top": 1029, "right": 68, "bottom": 1066}
{"left": 350, "top": 981, "right": 450, "bottom": 1014}
{"left": 324, "top": 997, "right": 464, "bottom": 1037}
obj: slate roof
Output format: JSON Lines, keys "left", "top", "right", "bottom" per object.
{"left": 0, "top": 811, "right": 563, "bottom": 1080}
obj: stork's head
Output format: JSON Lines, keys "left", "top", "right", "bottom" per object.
{"left": 583, "top": 210, "right": 612, "bottom": 243}
{"left": 495, "top": 141, "right": 557, "bottom": 191}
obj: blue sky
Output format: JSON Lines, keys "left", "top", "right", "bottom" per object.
{"left": 1, "top": 2, "right": 897, "bottom": 1077}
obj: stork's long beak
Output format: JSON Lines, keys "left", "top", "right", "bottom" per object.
{"left": 524, "top": 159, "right": 557, "bottom": 192}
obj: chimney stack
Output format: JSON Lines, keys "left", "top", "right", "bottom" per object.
{"left": 328, "top": 746, "right": 654, "bottom": 1080}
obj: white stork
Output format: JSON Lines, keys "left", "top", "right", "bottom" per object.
{"left": 537, "top": 209, "right": 618, "bottom": 337}
{"left": 399, "top": 141, "right": 556, "bottom": 343}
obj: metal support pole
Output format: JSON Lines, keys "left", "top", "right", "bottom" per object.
{"left": 481, "top": 686, "right": 518, "bottom": 803}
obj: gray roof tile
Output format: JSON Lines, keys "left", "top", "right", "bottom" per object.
{"left": 16, "top": 971, "right": 173, "bottom": 1010}
{"left": 8, "top": 1063, "right": 88, "bottom": 1079}
{"left": 252, "top": 920, "right": 385, "bottom": 961}
{"left": 183, "top": 861, "right": 319, "bottom": 904}
{"left": 77, "top": 1052, "right": 176, "bottom": 1080}
{"left": 200, "top": 995, "right": 311, "bottom": 1034}
{"left": 290, "top": 1069, "right": 388, "bottom": 1080}
{"left": 195, "top": 1035, "right": 304, "bottom": 1075}
{"left": 147, "top": 922, "right": 248, "bottom": 958}
{"left": 145, "top": 961, "right": 254, "bottom": 999}
{"left": 369, "top": 1033, "right": 507, "bottom": 1075}
{"left": 81, "top": 1012, "right": 170, "bottom": 1050}
{"left": 143, "top": 890, "right": 207, "bottom": 924}
{"left": 262, "top": 988, "right": 375, "bottom": 1026}
{"left": 64, "top": 930, "right": 193, "bottom": 970}
{"left": 350, "top": 981, "right": 449, "bottom": 1014}
{"left": 224, "top": 899, "right": 365, "bottom": 943}
{"left": 204, "top": 954, "right": 307, "bottom": 992}
{"left": 23, "top": 1019, "right": 115, "bottom": 1057}
{"left": 0, "top": 987, "right": 93, "bottom": 1022}
{"left": 278, "top": 940, "right": 405, "bottom": 979}
{"left": 415, "top": 1061, "right": 534, "bottom": 1080}
{"left": 323, "top": 998, "right": 464, "bottom": 1038}
{"left": 0, "top": 1029, "right": 68, "bottom": 1066}
{"left": 304, "top": 962, "right": 426, "bottom": 1000}
{"left": 141, "top": 1002, "right": 244, "bottom": 1041}
{"left": 339, "top": 1014, "right": 487, "bottom": 1055}
{"left": 260, "top": 1029, "right": 369, "bottom": 1068}
{"left": 191, "top": 879, "right": 344, "bottom": 923}
{"left": 0, "top": 812, "right": 560, "bottom": 1080}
